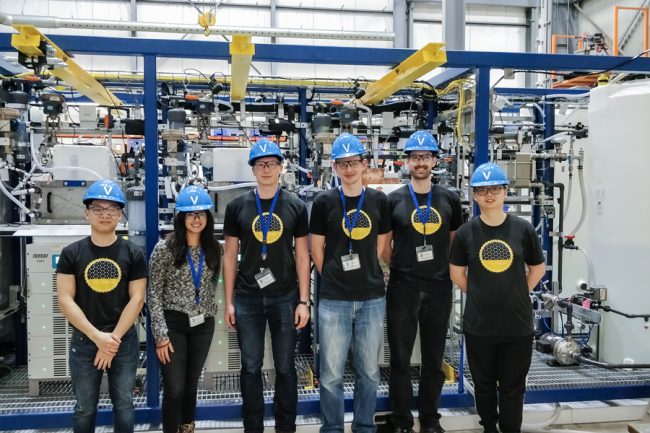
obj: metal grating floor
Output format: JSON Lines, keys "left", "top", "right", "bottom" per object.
{"left": 2, "top": 348, "right": 650, "bottom": 415}
{"left": 453, "top": 348, "right": 650, "bottom": 391}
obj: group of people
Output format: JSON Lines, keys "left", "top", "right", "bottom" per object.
{"left": 56, "top": 130, "right": 545, "bottom": 433}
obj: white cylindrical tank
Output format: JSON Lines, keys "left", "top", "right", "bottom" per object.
{"left": 587, "top": 80, "right": 650, "bottom": 363}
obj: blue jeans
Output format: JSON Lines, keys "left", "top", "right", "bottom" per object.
{"left": 318, "top": 297, "right": 385, "bottom": 433}
{"left": 69, "top": 325, "right": 139, "bottom": 433}
{"left": 235, "top": 291, "right": 298, "bottom": 433}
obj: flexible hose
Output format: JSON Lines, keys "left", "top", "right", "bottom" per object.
{"left": 542, "top": 132, "right": 570, "bottom": 143}
{"left": 568, "top": 168, "right": 586, "bottom": 235}
{"left": 0, "top": 178, "right": 34, "bottom": 217}
{"left": 543, "top": 92, "right": 591, "bottom": 100}
{"left": 576, "top": 355, "right": 650, "bottom": 369}
{"left": 290, "top": 162, "right": 312, "bottom": 174}
{"left": 521, "top": 403, "right": 562, "bottom": 431}
{"left": 11, "top": 165, "right": 36, "bottom": 192}
{"left": 10, "top": 188, "right": 35, "bottom": 196}
{"left": 577, "top": 247, "right": 596, "bottom": 289}
{"left": 206, "top": 182, "right": 257, "bottom": 191}
{"left": 530, "top": 102, "right": 546, "bottom": 121}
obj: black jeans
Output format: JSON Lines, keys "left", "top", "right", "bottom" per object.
{"left": 235, "top": 291, "right": 298, "bottom": 433}
{"left": 161, "top": 310, "right": 215, "bottom": 433}
{"left": 387, "top": 279, "right": 452, "bottom": 430}
{"left": 464, "top": 332, "right": 533, "bottom": 433}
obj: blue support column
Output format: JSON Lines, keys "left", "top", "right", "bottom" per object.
{"left": 143, "top": 54, "right": 161, "bottom": 409}
{"left": 473, "top": 67, "right": 491, "bottom": 215}
{"left": 426, "top": 98, "right": 436, "bottom": 130}
{"left": 298, "top": 88, "right": 309, "bottom": 185}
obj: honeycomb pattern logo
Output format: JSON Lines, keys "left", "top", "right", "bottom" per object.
{"left": 252, "top": 212, "right": 284, "bottom": 244}
{"left": 84, "top": 258, "right": 122, "bottom": 293}
{"left": 479, "top": 240, "right": 513, "bottom": 273}
{"left": 410, "top": 206, "right": 442, "bottom": 235}
{"left": 341, "top": 209, "right": 372, "bottom": 240}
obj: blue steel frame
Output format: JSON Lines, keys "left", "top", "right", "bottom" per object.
{"left": 2, "top": 32, "right": 650, "bottom": 430}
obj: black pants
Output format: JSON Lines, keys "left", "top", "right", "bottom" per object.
{"left": 464, "top": 333, "right": 533, "bottom": 433}
{"left": 161, "top": 310, "right": 215, "bottom": 433}
{"left": 387, "top": 279, "right": 452, "bottom": 430}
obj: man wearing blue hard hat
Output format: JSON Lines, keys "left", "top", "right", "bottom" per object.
{"left": 223, "top": 138, "right": 310, "bottom": 433}
{"left": 450, "top": 163, "right": 545, "bottom": 433}
{"left": 56, "top": 179, "right": 148, "bottom": 433}
{"left": 309, "top": 133, "right": 391, "bottom": 433}
{"left": 382, "top": 131, "right": 463, "bottom": 433}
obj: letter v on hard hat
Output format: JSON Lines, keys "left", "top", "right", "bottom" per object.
{"left": 248, "top": 138, "right": 285, "bottom": 166}
{"left": 176, "top": 185, "right": 214, "bottom": 211}
{"left": 470, "top": 163, "right": 509, "bottom": 187}
{"left": 83, "top": 180, "right": 126, "bottom": 208}
{"left": 331, "top": 133, "right": 366, "bottom": 160}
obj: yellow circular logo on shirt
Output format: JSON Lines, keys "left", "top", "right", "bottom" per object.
{"left": 410, "top": 206, "right": 442, "bottom": 235}
{"left": 84, "top": 258, "right": 122, "bottom": 293}
{"left": 252, "top": 212, "right": 284, "bottom": 244}
{"left": 341, "top": 209, "right": 372, "bottom": 240}
{"left": 479, "top": 240, "right": 513, "bottom": 273}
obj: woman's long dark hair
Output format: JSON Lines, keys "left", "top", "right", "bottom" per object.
{"left": 166, "top": 211, "right": 222, "bottom": 277}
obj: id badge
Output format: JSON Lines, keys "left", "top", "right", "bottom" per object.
{"left": 416, "top": 245, "right": 434, "bottom": 262}
{"left": 255, "top": 268, "right": 276, "bottom": 289}
{"left": 189, "top": 313, "right": 205, "bottom": 327}
{"left": 341, "top": 253, "right": 361, "bottom": 271}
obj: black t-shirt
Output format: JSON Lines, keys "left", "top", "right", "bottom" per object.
{"left": 309, "top": 187, "right": 391, "bottom": 301}
{"left": 388, "top": 184, "right": 463, "bottom": 289}
{"left": 449, "top": 214, "right": 545, "bottom": 336}
{"left": 56, "top": 236, "right": 149, "bottom": 330}
{"left": 223, "top": 189, "right": 309, "bottom": 297}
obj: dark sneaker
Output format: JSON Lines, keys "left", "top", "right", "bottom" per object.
{"left": 421, "top": 420, "right": 446, "bottom": 433}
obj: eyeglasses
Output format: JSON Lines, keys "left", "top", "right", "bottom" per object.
{"left": 474, "top": 186, "right": 506, "bottom": 196}
{"left": 88, "top": 205, "right": 122, "bottom": 217}
{"left": 408, "top": 154, "right": 436, "bottom": 163}
{"left": 253, "top": 161, "right": 282, "bottom": 170}
{"left": 334, "top": 159, "right": 363, "bottom": 169}
{"left": 185, "top": 211, "right": 208, "bottom": 220}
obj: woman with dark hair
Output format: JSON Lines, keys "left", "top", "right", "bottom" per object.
{"left": 148, "top": 185, "right": 223, "bottom": 433}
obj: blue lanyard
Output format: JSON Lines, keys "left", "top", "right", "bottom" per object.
{"left": 186, "top": 248, "right": 204, "bottom": 305}
{"left": 339, "top": 186, "right": 366, "bottom": 254}
{"left": 408, "top": 183, "right": 432, "bottom": 246}
{"left": 255, "top": 187, "right": 281, "bottom": 260}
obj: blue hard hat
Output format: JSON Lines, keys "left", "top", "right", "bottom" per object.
{"left": 83, "top": 180, "right": 126, "bottom": 208}
{"left": 176, "top": 185, "right": 214, "bottom": 212}
{"left": 470, "top": 163, "right": 509, "bottom": 187}
{"left": 248, "top": 139, "right": 284, "bottom": 166}
{"left": 331, "top": 133, "right": 366, "bottom": 160}
{"left": 404, "top": 130, "right": 439, "bottom": 154}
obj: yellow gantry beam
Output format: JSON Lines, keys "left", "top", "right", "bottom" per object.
{"left": 229, "top": 34, "right": 255, "bottom": 101}
{"left": 11, "top": 25, "right": 123, "bottom": 107}
{"left": 360, "top": 42, "right": 447, "bottom": 105}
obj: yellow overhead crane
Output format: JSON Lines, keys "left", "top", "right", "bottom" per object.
{"left": 11, "top": 25, "right": 123, "bottom": 107}
{"left": 360, "top": 42, "right": 447, "bottom": 105}
{"left": 229, "top": 34, "right": 254, "bottom": 101}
